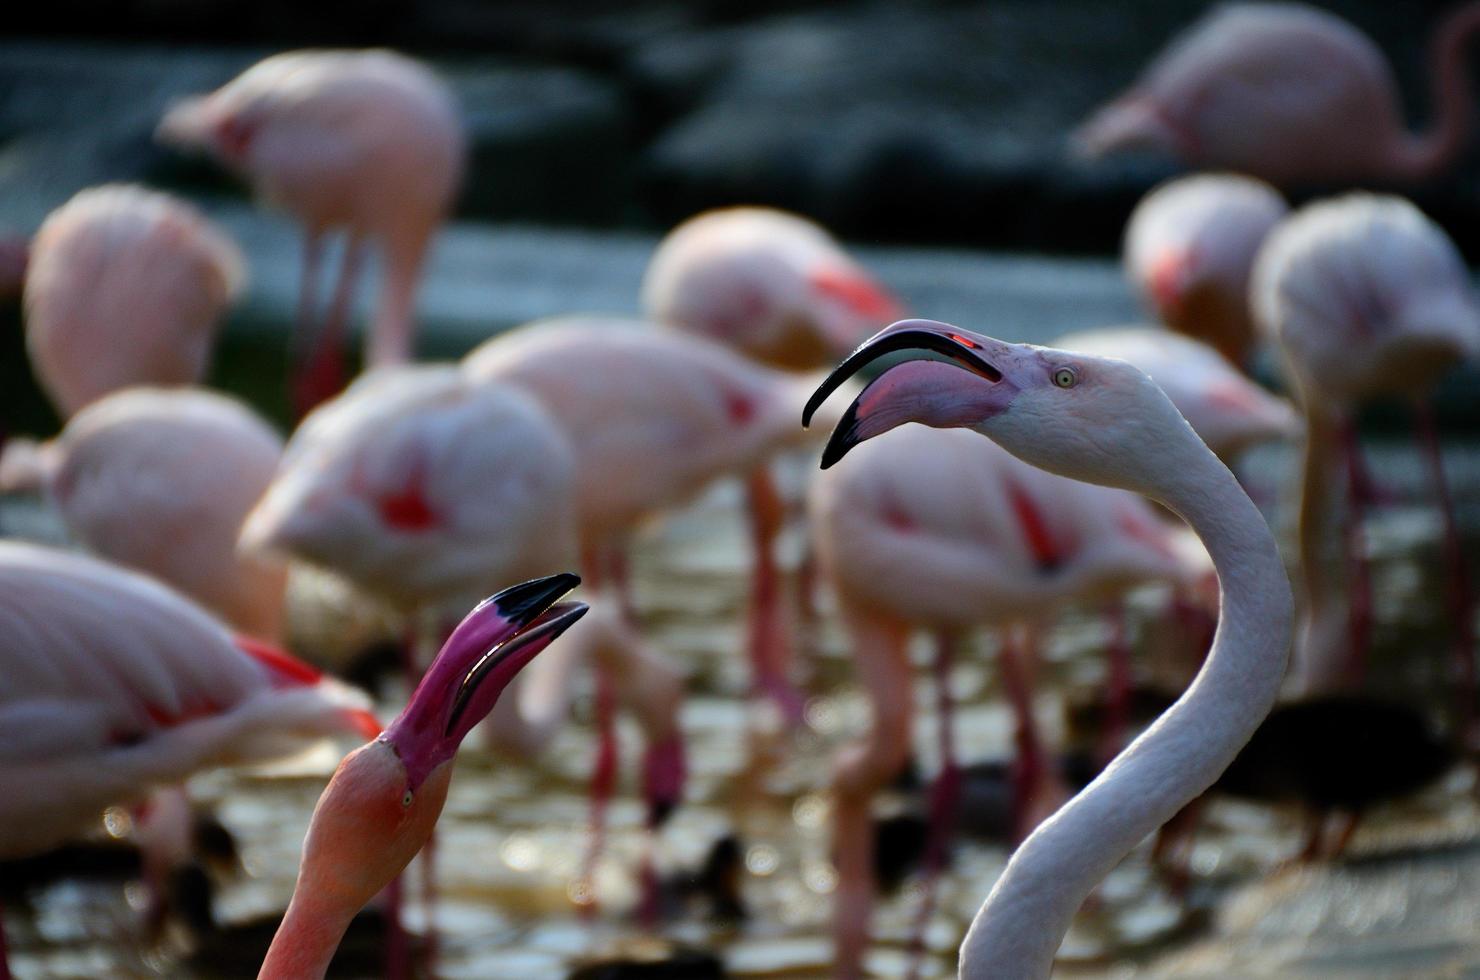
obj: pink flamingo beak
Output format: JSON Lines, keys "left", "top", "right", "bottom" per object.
{"left": 381, "top": 573, "right": 587, "bottom": 790}
{"left": 802, "top": 319, "right": 1020, "bottom": 467}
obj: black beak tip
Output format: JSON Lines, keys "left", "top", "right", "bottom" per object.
{"left": 491, "top": 572, "right": 582, "bottom": 627}
{"left": 818, "top": 401, "right": 862, "bottom": 470}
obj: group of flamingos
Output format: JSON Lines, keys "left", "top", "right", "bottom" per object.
{"left": 3, "top": 1, "right": 1480, "bottom": 977}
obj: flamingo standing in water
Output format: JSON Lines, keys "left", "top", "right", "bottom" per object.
{"left": 21, "top": 184, "right": 244, "bottom": 417}
{"left": 157, "top": 50, "right": 465, "bottom": 414}
{"left": 4, "top": 387, "right": 288, "bottom": 642}
{"left": 1252, "top": 194, "right": 1480, "bottom": 720}
{"left": 642, "top": 206, "right": 902, "bottom": 370}
{"left": 803, "top": 318, "right": 1293, "bottom": 979}
{"left": 1121, "top": 174, "right": 1288, "bottom": 366}
{"left": 809, "top": 423, "right": 1197, "bottom": 978}
{"left": 241, "top": 365, "right": 686, "bottom": 920}
{"left": 1074, "top": 2, "right": 1480, "bottom": 185}
{"left": 0, "top": 542, "right": 380, "bottom": 976}
{"left": 257, "top": 575, "right": 587, "bottom": 979}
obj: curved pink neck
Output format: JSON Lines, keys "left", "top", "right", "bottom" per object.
{"left": 258, "top": 887, "right": 356, "bottom": 980}
{"left": 1398, "top": 2, "right": 1480, "bottom": 179}
{"left": 366, "top": 227, "right": 433, "bottom": 368}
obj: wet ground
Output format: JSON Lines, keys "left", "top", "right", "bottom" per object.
{"left": 4, "top": 431, "right": 1480, "bottom": 978}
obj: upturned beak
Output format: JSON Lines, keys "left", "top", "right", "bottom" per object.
{"left": 384, "top": 574, "right": 587, "bottom": 784}
{"left": 802, "top": 319, "right": 1012, "bottom": 467}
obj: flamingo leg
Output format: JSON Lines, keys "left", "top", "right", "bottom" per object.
{"left": 999, "top": 625, "right": 1046, "bottom": 841}
{"left": 1340, "top": 418, "right": 1374, "bottom": 685}
{"left": 288, "top": 231, "right": 324, "bottom": 419}
{"left": 905, "top": 630, "right": 963, "bottom": 980}
{"left": 745, "top": 467, "right": 806, "bottom": 724}
{"left": 293, "top": 234, "right": 365, "bottom": 419}
{"left": 1414, "top": 397, "right": 1476, "bottom": 743}
{"left": 1098, "top": 603, "right": 1132, "bottom": 764}
{"left": 577, "top": 662, "right": 619, "bottom": 918}
{"left": 382, "top": 873, "right": 410, "bottom": 980}
{"left": 1149, "top": 797, "right": 1204, "bottom": 898}
{"left": 1324, "top": 810, "right": 1362, "bottom": 860}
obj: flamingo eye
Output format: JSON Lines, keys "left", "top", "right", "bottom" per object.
{"left": 401, "top": 789, "right": 414, "bottom": 808}
{"left": 1052, "top": 367, "right": 1078, "bottom": 389}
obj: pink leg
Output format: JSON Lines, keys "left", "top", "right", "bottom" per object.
{"left": 382, "top": 874, "right": 410, "bottom": 980}
{"left": 293, "top": 234, "right": 364, "bottom": 420}
{"left": 1340, "top": 419, "right": 1374, "bottom": 685}
{"left": 1098, "top": 603, "right": 1132, "bottom": 765}
{"left": 288, "top": 231, "right": 324, "bottom": 420}
{"left": 999, "top": 627, "right": 1045, "bottom": 841}
{"left": 745, "top": 468, "right": 806, "bottom": 724}
{"left": 905, "top": 631, "right": 963, "bottom": 980}
{"left": 578, "top": 659, "right": 619, "bottom": 918}
{"left": 1414, "top": 398, "right": 1476, "bottom": 742}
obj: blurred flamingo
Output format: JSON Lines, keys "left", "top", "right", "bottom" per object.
{"left": 0, "top": 541, "right": 379, "bottom": 977}
{"left": 809, "top": 423, "right": 1197, "bottom": 978}
{"left": 803, "top": 318, "right": 1293, "bottom": 980}
{"left": 1074, "top": 3, "right": 1480, "bottom": 185}
{"left": 21, "top": 184, "right": 243, "bottom": 417}
{"left": 1, "top": 387, "right": 287, "bottom": 641}
{"left": 157, "top": 50, "right": 465, "bottom": 415}
{"left": 258, "top": 575, "right": 586, "bottom": 979}
{"left": 241, "top": 364, "right": 685, "bottom": 920}
{"left": 1121, "top": 174, "right": 1288, "bottom": 365}
{"left": 643, "top": 206, "right": 902, "bottom": 370}
{"left": 1252, "top": 194, "right": 1479, "bottom": 721}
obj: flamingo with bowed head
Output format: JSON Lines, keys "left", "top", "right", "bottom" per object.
{"left": 1122, "top": 174, "right": 1288, "bottom": 366}
{"left": 1252, "top": 194, "right": 1480, "bottom": 711}
{"left": 803, "top": 319, "right": 1293, "bottom": 979}
{"left": 1053, "top": 327, "right": 1298, "bottom": 461}
{"left": 157, "top": 50, "right": 465, "bottom": 415}
{"left": 258, "top": 574, "right": 587, "bottom": 980}
{"left": 642, "top": 206, "right": 902, "bottom": 370}
{"left": 809, "top": 423, "right": 1199, "bottom": 978}
{"left": 21, "top": 184, "right": 244, "bottom": 417}
{"left": 464, "top": 318, "right": 824, "bottom": 719}
{"left": 0, "top": 541, "right": 380, "bottom": 974}
{"left": 240, "top": 364, "right": 686, "bottom": 915}
{"left": 1074, "top": 2, "right": 1480, "bottom": 185}
{"left": 2, "top": 387, "right": 287, "bottom": 642}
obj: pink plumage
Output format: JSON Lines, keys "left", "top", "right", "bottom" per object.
{"left": 1075, "top": 2, "right": 1480, "bottom": 184}
{"left": 642, "top": 207, "right": 902, "bottom": 369}
{"left": 23, "top": 184, "right": 244, "bottom": 416}
{"left": 0, "top": 541, "right": 376, "bottom": 860}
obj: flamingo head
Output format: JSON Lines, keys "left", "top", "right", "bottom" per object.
{"left": 288, "top": 574, "right": 586, "bottom": 915}
{"left": 803, "top": 319, "right": 1209, "bottom": 500}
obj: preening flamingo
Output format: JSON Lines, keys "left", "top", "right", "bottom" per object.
{"left": 17, "top": 387, "right": 287, "bottom": 641}
{"left": 258, "top": 575, "right": 587, "bottom": 979}
{"left": 803, "top": 318, "right": 1293, "bottom": 978}
{"left": 1122, "top": 174, "right": 1288, "bottom": 365}
{"left": 1251, "top": 194, "right": 1480, "bottom": 704}
{"left": 642, "top": 206, "right": 902, "bottom": 370}
{"left": 157, "top": 50, "right": 465, "bottom": 414}
{"left": 809, "top": 422, "right": 1196, "bottom": 978}
{"left": 1074, "top": 2, "right": 1480, "bottom": 185}
{"left": 0, "top": 541, "right": 379, "bottom": 975}
{"left": 1053, "top": 327, "right": 1298, "bottom": 460}
{"left": 21, "top": 184, "right": 244, "bottom": 417}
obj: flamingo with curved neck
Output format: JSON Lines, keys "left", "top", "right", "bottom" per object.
{"left": 1074, "top": 3, "right": 1480, "bottom": 185}
{"left": 803, "top": 319, "right": 1293, "bottom": 978}
{"left": 259, "top": 574, "right": 586, "bottom": 980}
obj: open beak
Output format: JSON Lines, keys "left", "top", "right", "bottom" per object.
{"left": 385, "top": 574, "right": 588, "bottom": 779}
{"left": 802, "top": 319, "right": 1011, "bottom": 468}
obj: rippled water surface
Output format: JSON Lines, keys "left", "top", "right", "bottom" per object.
{"left": 5, "top": 440, "right": 1480, "bottom": 978}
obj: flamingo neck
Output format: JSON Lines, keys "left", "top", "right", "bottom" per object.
{"left": 258, "top": 884, "right": 358, "bottom": 980}
{"left": 1289, "top": 406, "right": 1351, "bottom": 692}
{"left": 366, "top": 229, "right": 432, "bottom": 368}
{"left": 1396, "top": 2, "right": 1480, "bottom": 180}
{"left": 958, "top": 438, "right": 1292, "bottom": 979}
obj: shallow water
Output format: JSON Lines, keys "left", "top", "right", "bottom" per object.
{"left": 5, "top": 438, "right": 1480, "bottom": 979}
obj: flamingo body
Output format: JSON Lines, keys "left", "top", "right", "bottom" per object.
{"left": 0, "top": 542, "right": 376, "bottom": 861}
{"left": 23, "top": 184, "right": 244, "bottom": 416}
{"left": 45, "top": 387, "right": 287, "bottom": 641}
{"left": 642, "top": 207, "right": 901, "bottom": 369}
